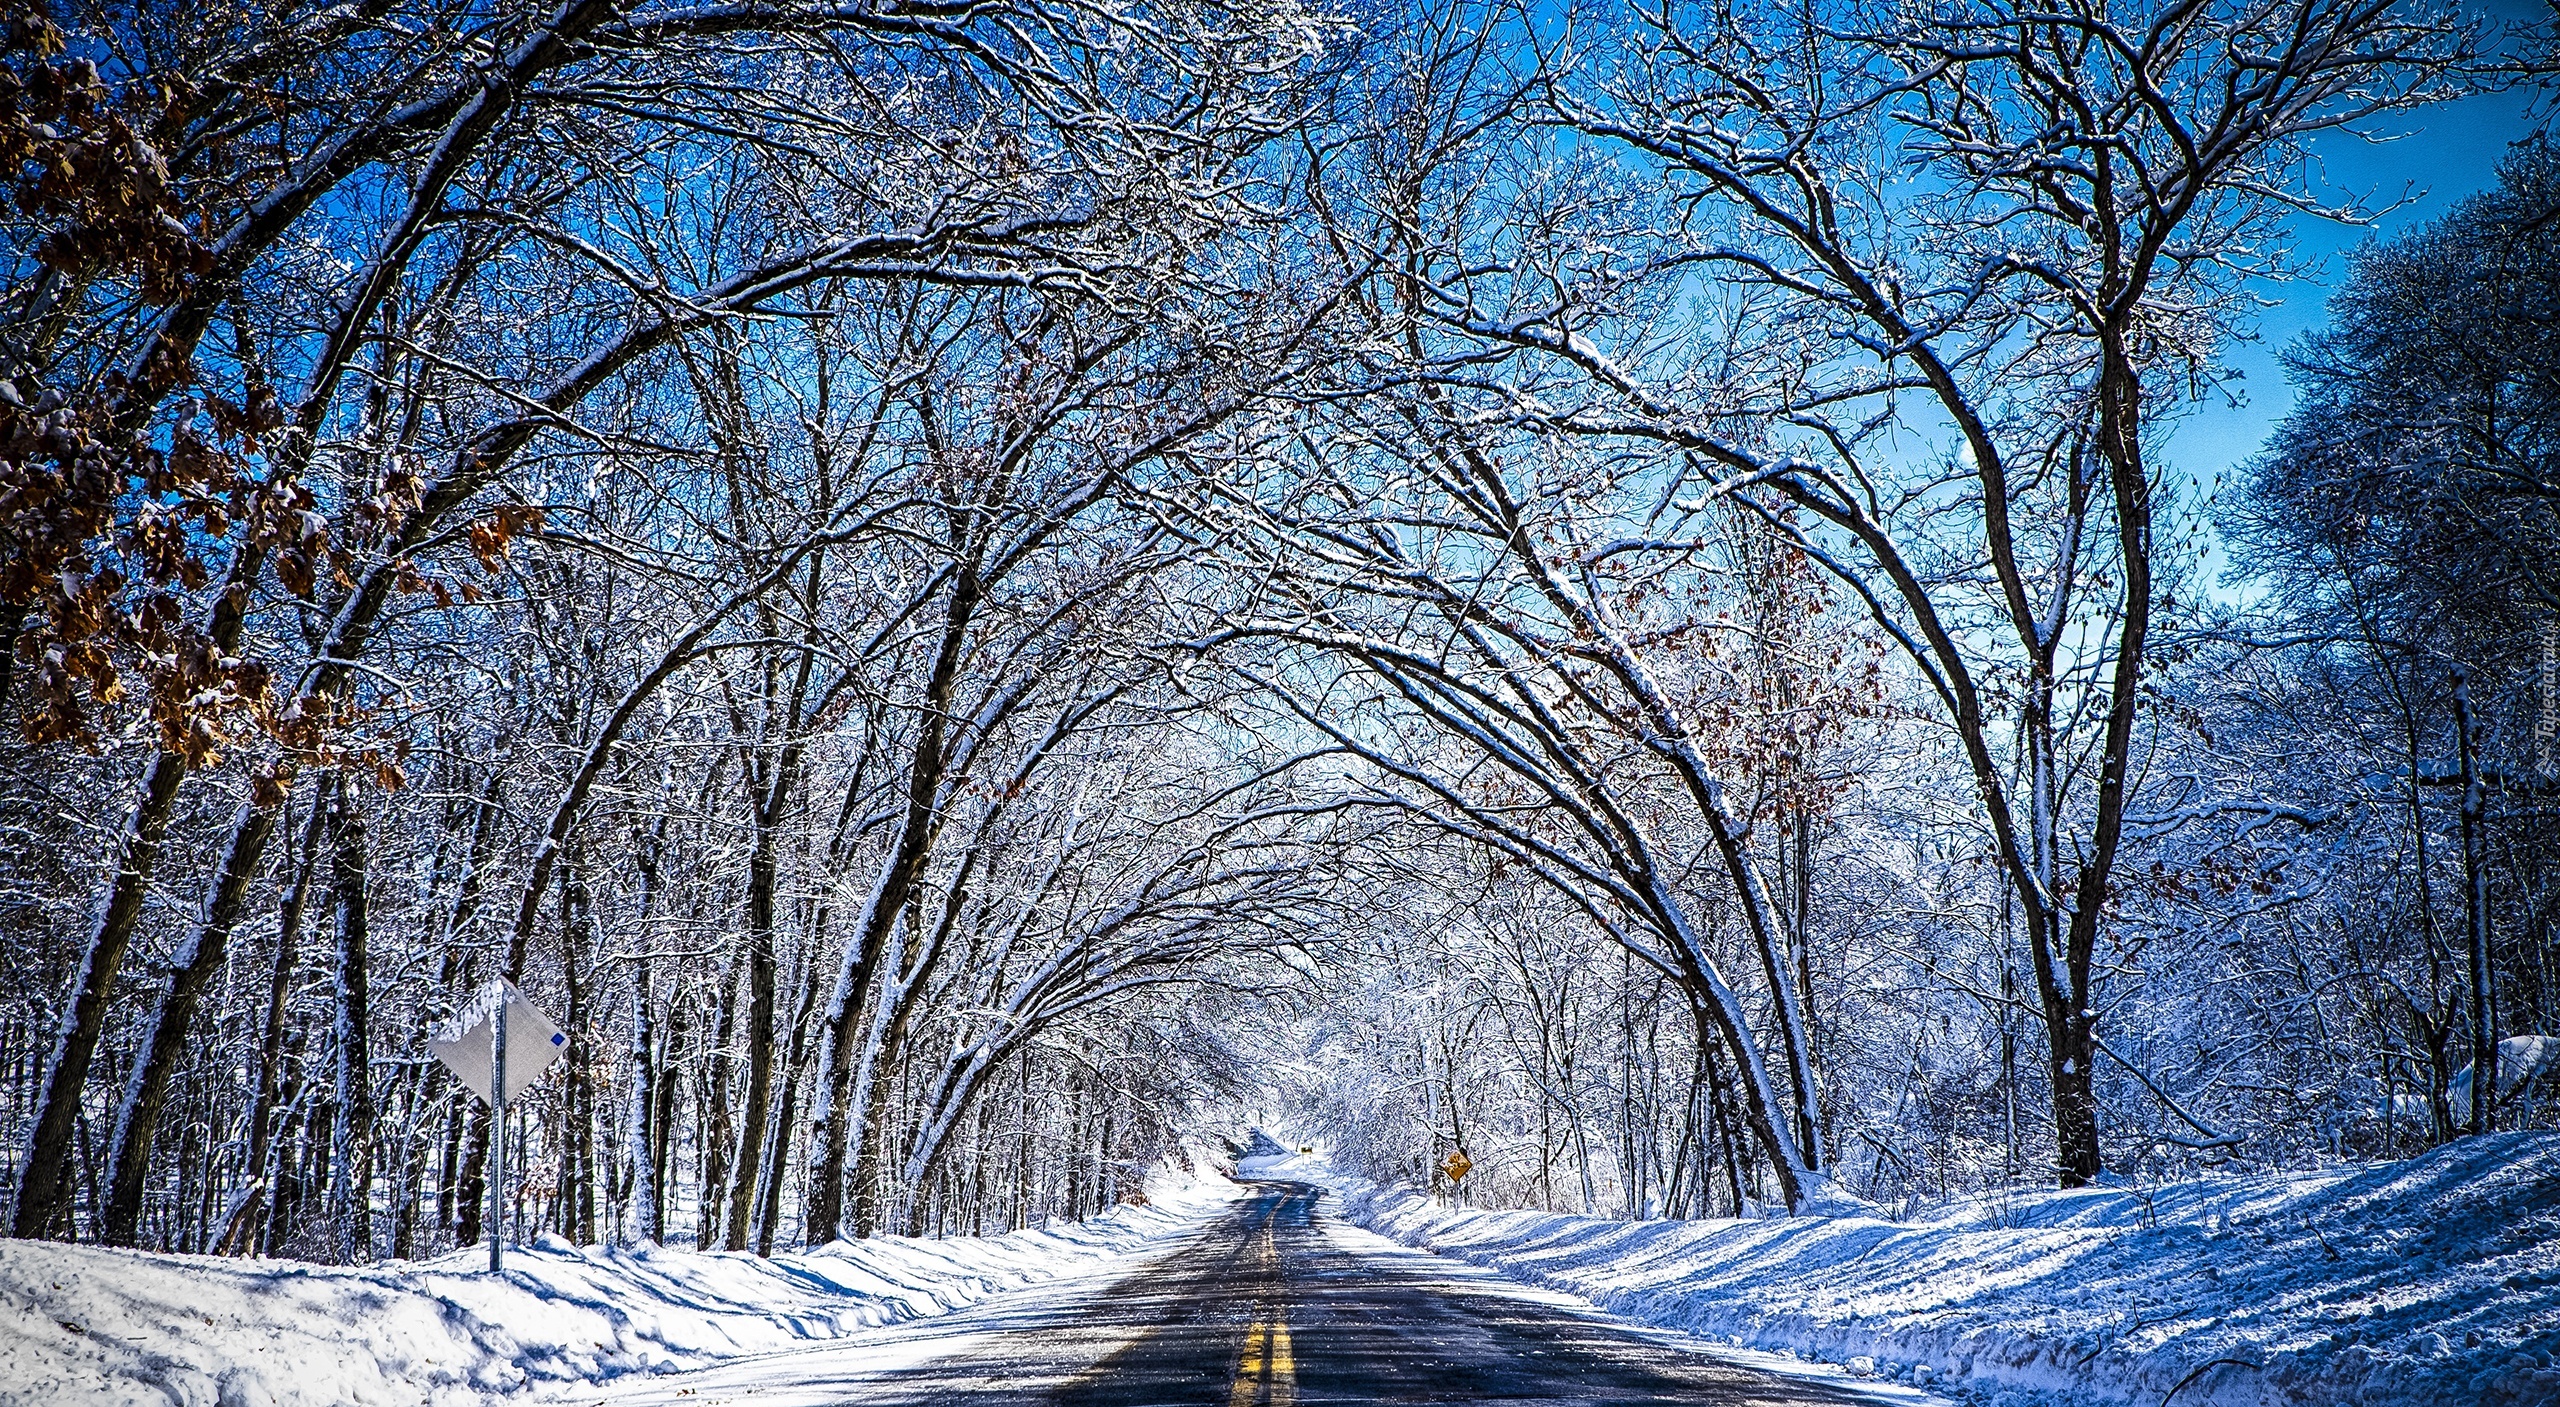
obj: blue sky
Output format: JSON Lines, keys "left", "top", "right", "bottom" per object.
{"left": 2168, "top": 0, "right": 2550, "bottom": 489}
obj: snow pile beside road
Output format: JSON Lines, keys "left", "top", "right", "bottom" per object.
{"left": 1248, "top": 1133, "right": 2560, "bottom": 1407}
{"left": 0, "top": 1174, "right": 1238, "bottom": 1407}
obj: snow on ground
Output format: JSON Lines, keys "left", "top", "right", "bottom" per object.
{"left": 0, "top": 1170, "right": 1239, "bottom": 1407}
{"left": 1243, "top": 1132, "right": 2560, "bottom": 1407}
{"left": 548, "top": 1240, "right": 1184, "bottom": 1407}
{"left": 1302, "top": 1185, "right": 1955, "bottom": 1407}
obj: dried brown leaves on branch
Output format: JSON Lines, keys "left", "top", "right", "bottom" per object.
{"left": 2, "top": 5, "right": 244, "bottom": 757}
{"left": 0, "top": 6, "right": 456, "bottom": 766}
{"left": 0, "top": 388, "right": 272, "bottom": 759}
{"left": 1, "top": 8, "right": 210, "bottom": 306}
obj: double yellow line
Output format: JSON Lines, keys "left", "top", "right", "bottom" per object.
{"left": 1230, "top": 1316, "right": 1295, "bottom": 1407}
{"left": 1229, "top": 1203, "right": 1296, "bottom": 1407}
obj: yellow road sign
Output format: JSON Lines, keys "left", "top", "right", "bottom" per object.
{"left": 1440, "top": 1150, "right": 1473, "bottom": 1182}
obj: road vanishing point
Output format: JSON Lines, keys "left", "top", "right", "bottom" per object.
{"left": 598, "top": 1181, "right": 1884, "bottom": 1407}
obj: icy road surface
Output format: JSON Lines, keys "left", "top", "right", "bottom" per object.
{"left": 583, "top": 1181, "right": 1929, "bottom": 1407}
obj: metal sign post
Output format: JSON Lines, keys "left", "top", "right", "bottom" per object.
{"left": 490, "top": 994, "right": 508, "bottom": 1273}
{"left": 429, "top": 979, "right": 566, "bottom": 1273}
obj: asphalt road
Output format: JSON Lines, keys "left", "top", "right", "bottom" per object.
{"left": 808, "top": 1181, "right": 1873, "bottom": 1407}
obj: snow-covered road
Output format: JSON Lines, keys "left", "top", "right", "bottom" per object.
{"left": 11, "top": 1134, "right": 2549, "bottom": 1407}
{"left": 573, "top": 1180, "right": 1932, "bottom": 1407}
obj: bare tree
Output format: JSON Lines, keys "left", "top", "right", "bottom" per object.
{"left": 1415, "top": 0, "right": 2477, "bottom": 1187}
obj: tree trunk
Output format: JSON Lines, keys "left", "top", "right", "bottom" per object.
{"left": 652, "top": 999, "right": 682, "bottom": 1243}
{"left": 847, "top": 984, "right": 905, "bottom": 1241}
{"left": 753, "top": 1051, "right": 801, "bottom": 1256}
{"left": 393, "top": 1066, "right": 434, "bottom": 1260}
{"left": 102, "top": 795, "right": 281, "bottom": 1245}
{"left": 2038, "top": 872, "right": 2105, "bottom": 1186}
{"left": 698, "top": 961, "right": 739, "bottom": 1248}
{"left": 2041, "top": 344, "right": 2154, "bottom": 1188}
{"left": 223, "top": 800, "right": 325, "bottom": 1256}
{"left": 12, "top": 752, "right": 189, "bottom": 1238}
{"left": 2048, "top": 1009, "right": 2101, "bottom": 1187}
{"left": 754, "top": 937, "right": 823, "bottom": 1254}
{"left": 807, "top": 569, "right": 982, "bottom": 1246}
{"left": 444, "top": 776, "right": 503, "bottom": 1248}
{"left": 267, "top": 1080, "right": 314, "bottom": 1257}
{"left": 628, "top": 939, "right": 661, "bottom": 1245}
{"left": 561, "top": 855, "right": 598, "bottom": 1244}
{"left": 330, "top": 778, "right": 377, "bottom": 1262}
{"left": 724, "top": 800, "right": 783, "bottom": 1250}
{"left": 2453, "top": 669, "right": 2497, "bottom": 1134}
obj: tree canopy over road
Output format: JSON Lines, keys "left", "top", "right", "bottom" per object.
{"left": 2, "top": 0, "right": 2553, "bottom": 1259}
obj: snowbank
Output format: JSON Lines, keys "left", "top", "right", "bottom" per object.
{"left": 1246, "top": 1133, "right": 2560, "bottom": 1407}
{"left": 0, "top": 1176, "right": 1238, "bottom": 1407}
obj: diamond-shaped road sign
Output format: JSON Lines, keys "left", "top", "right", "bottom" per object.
{"left": 430, "top": 979, "right": 567, "bottom": 1105}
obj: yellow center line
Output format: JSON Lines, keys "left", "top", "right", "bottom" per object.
{"left": 1229, "top": 1318, "right": 1298, "bottom": 1407}
{"left": 1267, "top": 1318, "right": 1295, "bottom": 1406}
{"left": 1230, "top": 1200, "right": 1297, "bottom": 1407}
